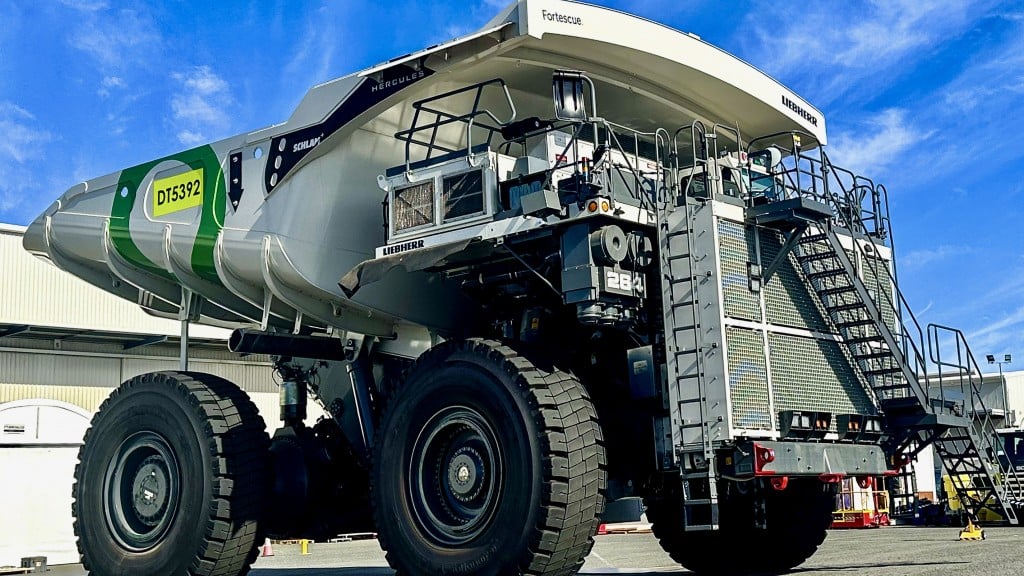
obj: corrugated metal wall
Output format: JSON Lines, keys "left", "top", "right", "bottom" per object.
{"left": 1, "top": 226, "right": 227, "bottom": 339}
{"left": 0, "top": 224, "right": 329, "bottom": 432}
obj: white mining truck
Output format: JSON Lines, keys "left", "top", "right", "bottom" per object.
{"left": 22, "top": 1, "right": 1024, "bottom": 575}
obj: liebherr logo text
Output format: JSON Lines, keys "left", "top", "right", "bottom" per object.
{"left": 383, "top": 239, "right": 424, "bottom": 256}
{"left": 371, "top": 70, "right": 426, "bottom": 93}
{"left": 542, "top": 10, "right": 582, "bottom": 25}
{"left": 782, "top": 95, "right": 819, "bottom": 127}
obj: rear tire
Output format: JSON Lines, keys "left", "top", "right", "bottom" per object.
{"left": 646, "top": 477, "right": 836, "bottom": 575}
{"left": 372, "top": 338, "right": 607, "bottom": 576}
{"left": 73, "top": 371, "right": 270, "bottom": 576}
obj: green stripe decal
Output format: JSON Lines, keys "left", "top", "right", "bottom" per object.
{"left": 110, "top": 145, "right": 225, "bottom": 283}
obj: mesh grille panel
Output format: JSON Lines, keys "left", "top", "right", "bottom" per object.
{"left": 862, "top": 253, "right": 898, "bottom": 332}
{"left": 769, "top": 332, "right": 876, "bottom": 426}
{"left": 726, "top": 327, "right": 772, "bottom": 430}
{"left": 718, "top": 220, "right": 760, "bottom": 321}
{"left": 760, "top": 231, "right": 830, "bottom": 331}
{"left": 393, "top": 181, "right": 434, "bottom": 231}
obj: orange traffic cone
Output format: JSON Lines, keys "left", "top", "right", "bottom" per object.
{"left": 261, "top": 538, "right": 275, "bottom": 557}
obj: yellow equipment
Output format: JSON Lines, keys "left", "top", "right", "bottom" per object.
{"left": 958, "top": 519, "right": 985, "bottom": 541}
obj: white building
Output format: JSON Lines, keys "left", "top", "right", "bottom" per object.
{"left": 0, "top": 223, "right": 313, "bottom": 567}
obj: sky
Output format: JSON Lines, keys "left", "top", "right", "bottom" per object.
{"left": 0, "top": 0, "right": 1022, "bottom": 373}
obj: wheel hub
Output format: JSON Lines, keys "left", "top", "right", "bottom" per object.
{"left": 132, "top": 456, "right": 170, "bottom": 526}
{"left": 410, "top": 406, "right": 502, "bottom": 545}
{"left": 103, "top": 431, "right": 180, "bottom": 552}
{"left": 447, "top": 447, "right": 485, "bottom": 502}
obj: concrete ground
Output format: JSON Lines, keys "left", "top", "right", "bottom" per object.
{"left": 34, "top": 525, "right": 1024, "bottom": 575}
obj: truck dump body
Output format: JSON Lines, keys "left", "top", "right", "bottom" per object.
{"left": 22, "top": 0, "right": 823, "bottom": 340}
{"left": 23, "top": 2, "right": 1023, "bottom": 576}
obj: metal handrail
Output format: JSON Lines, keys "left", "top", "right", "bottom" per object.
{"left": 395, "top": 78, "right": 517, "bottom": 173}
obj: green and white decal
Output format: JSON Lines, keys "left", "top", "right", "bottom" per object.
{"left": 109, "top": 145, "right": 226, "bottom": 283}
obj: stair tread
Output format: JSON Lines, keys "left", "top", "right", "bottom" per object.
{"left": 828, "top": 302, "right": 868, "bottom": 313}
{"left": 865, "top": 366, "right": 904, "bottom": 375}
{"left": 807, "top": 269, "right": 847, "bottom": 279}
{"left": 797, "top": 251, "right": 837, "bottom": 262}
{"left": 847, "top": 335, "right": 883, "bottom": 344}
{"left": 819, "top": 286, "right": 857, "bottom": 296}
{"left": 836, "top": 319, "right": 877, "bottom": 328}
{"left": 855, "top": 351, "right": 894, "bottom": 360}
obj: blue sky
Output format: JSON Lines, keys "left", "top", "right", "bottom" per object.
{"left": 1, "top": 0, "right": 1022, "bottom": 371}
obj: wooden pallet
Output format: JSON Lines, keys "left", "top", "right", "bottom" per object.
{"left": 599, "top": 522, "right": 653, "bottom": 534}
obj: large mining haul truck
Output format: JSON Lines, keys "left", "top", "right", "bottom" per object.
{"left": 21, "top": 1, "right": 1024, "bottom": 575}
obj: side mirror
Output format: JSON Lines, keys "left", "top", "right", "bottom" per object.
{"left": 552, "top": 71, "right": 588, "bottom": 122}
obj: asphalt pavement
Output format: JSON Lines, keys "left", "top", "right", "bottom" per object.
{"left": 33, "top": 526, "right": 1024, "bottom": 575}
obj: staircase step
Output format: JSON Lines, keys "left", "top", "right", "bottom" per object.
{"left": 828, "top": 302, "right": 868, "bottom": 313}
{"left": 855, "top": 351, "right": 894, "bottom": 360}
{"left": 836, "top": 318, "right": 877, "bottom": 329}
{"left": 864, "top": 366, "right": 904, "bottom": 376}
{"left": 800, "top": 234, "right": 829, "bottom": 244}
{"left": 846, "top": 335, "right": 883, "bottom": 345}
{"left": 807, "top": 269, "right": 847, "bottom": 280}
{"left": 819, "top": 286, "right": 857, "bottom": 297}
{"left": 937, "top": 435, "right": 973, "bottom": 443}
{"left": 797, "top": 251, "right": 837, "bottom": 263}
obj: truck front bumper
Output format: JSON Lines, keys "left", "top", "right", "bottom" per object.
{"left": 723, "top": 440, "right": 889, "bottom": 479}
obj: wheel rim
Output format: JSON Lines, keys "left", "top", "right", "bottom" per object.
{"left": 409, "top": 405, "right": 503, "bottom": 545}
{"left": 102, "top": 431, "right": 181, "bottom": 551}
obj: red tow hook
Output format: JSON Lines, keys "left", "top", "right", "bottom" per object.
{"left": 818, "top": 473, "right": 845, "bottom": 484}
{"left": 769, "top": 476, "right": 789, "bottom": 491}
{"left": 753, "top": 443, "right": 776, "bottom": 473}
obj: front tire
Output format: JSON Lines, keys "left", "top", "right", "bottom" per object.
{"left": 73, "top": 371, "right": 270, "bottom": 576}
{"left": 646, "top": 477, "right": 836, "bottom": 575}
{"left": 372, "top": 339, "right": 607, "bottom": 576}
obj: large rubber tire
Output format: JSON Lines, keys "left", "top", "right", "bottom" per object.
{"left": 372, "top": 338, "right": 606, "bottom": 576}
{"left": 646, "top": 477, "right": 836, "bottom": 575}
{"left": 72, "top": 371, "right": 270, "bottom": 576}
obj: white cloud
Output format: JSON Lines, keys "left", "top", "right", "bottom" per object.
{"left": 283, "top": 5, "right": 335, "bottom": 89}
{"left": 59, "top": 0, "right": 109, "bottom": 11}
{"left": 0, "top": 102, "right": 53, "bottom": 164}
{"left": 67, "top": 8, "right": 161, "bottom": 73}
{"left": 0, "top": 102, "right": 53, "bottom": 216}
{"left": 176, "top": 130, "right": 207, "bottom": 147}
{"left": 97, "top": 76, "right": 125, "bottom": 98}
{"left": 737, "top": 0, "right": 1003, "bottom": 106}
{"left": 898, "top": 244, "right": 973, "bottom": 272}
{"left": 170, "top": 66, "right": 234, "bottom": 146}
{"left": 826, "top": 109, "right": 928, "bottom": 175}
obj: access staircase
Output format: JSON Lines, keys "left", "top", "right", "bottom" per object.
{"left": 754, "top": 141, "right": 1022, "bottom": 524}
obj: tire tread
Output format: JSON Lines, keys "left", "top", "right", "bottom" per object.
{"left": 72, "top": 371, "right": 269, "bottom": 576}
{"left": 373, "top": 338, "right": 607, "bottom": 576}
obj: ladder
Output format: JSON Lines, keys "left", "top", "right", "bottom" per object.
{"left": 657, "top": 123, "right": 717, "bottom": 531}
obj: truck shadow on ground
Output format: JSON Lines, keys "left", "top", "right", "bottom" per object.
{"left": 248, "top": 565, "right": 688, "bottom": 569}
{"left": 791, "top": 560, "right": 969, "bottom": 573}
{"left": 251, "top": 571, "right": 686, "bottom": 575}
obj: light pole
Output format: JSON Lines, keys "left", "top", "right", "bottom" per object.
{"left": 986, "top": 354, "right": 1012, "bottom": 422}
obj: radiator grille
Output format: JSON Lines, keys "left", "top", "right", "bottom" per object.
{"left": 726, "top": 326, "right": 772, "bottom": 430}
{"left": 768, "top": 332, "right": 876, "bottom": 426}
{"left": 760, "top": 230, "right": 830, "bottom": 332}
{"left": 718, "top": 220, "right": 760, "bottom": 321}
